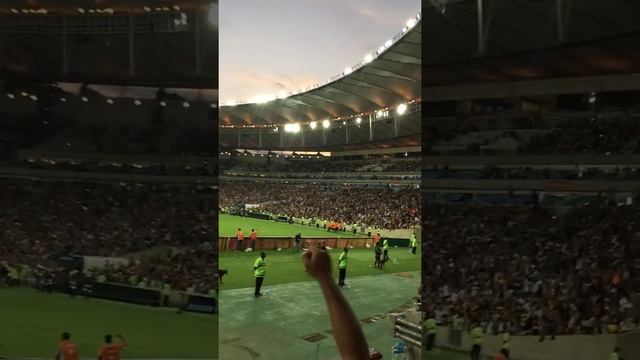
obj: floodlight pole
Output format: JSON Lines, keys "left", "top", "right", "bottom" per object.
{"left": 128, "top": 13, "right": 135, "bottom": 76}
{"left": 61, "top": 16, "right": 68, "bottom": 76}
{"left": 195, "top": 10, "right": 202, "bottom": 75}
{"left": 556, "top": 0, "right": 566, "bottom": 43}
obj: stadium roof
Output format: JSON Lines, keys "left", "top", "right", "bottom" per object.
{"left": 424, "top": 0, "right": 640, "bottom": 87}
{"left": 219, "top": 17, "right": 421, "bottom": 127}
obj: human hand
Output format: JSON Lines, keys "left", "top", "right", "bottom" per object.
{"left": 302, "top": 246, "right": 332, "bottom": 282}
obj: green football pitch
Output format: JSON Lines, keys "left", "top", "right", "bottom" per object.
{"left": 218, "top": 213, "right": 367, "bottom": 238}
{"left": 219, "top": 247, "right": 421, "bottom": 290}
{"left": 426, "top": 349, "right": 469, "bottom": 360}
{"left": 0, "top": 288, "right": 217, "bottom": 359}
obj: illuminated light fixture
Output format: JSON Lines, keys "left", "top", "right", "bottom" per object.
{"left": 376, "top": 110, "right": 384, "bottom": 118}
{"left": 162, "top": 7, "right": 170, "bottom": 11}
{"left": 342, "top": 121, "right": 347, "bottom": 125}
{"left": 7, "top": 93, "right": 15, "bottom": 99}
{"left": 21, "top": 9, "right": 28, "bottom": 13}
{"left": 397, "top": 103, "right": 408, "bottom": 115}
{"left": 182, "top": 101, "right": 190, "bottom": 108}
{"left": 251, "top": 95, "right": 276, "bottom": 104}
{"left": 226, "top": 100, "right": 236, "bottom": 106}
{"left": 284, "top": 123, "right": 301, "bottom": 133}
{"left": 210, "top": 103, "right": 217, "bottom": 108}
{"left": 277, "top": 90, "right": 288, "bottom": 99}
{"left": 273, "top": 127, "right": 279, "bottom": 133}
{"left": 106, "top": 98, "right": 114, "bottom": 104}
{"left": 77, "top": 8, "right": 85, "bottom": 13}
{"left": 88, "top": 9, "right": 95, "bottom": 13}
{"left": 377, "top": 45, "right": 386, "bottom": 54}
{"left": 355, "top": 117, "right": 362, "bottom": 124}
{"left": 20, "top": 91, "right": 28, "bottom": 97}
{"left": 29, "top": 95, "right": 38, "bottom": 101}
{"left": 385, "top": 39, "right": 393, "bottom": 48}
{"left": 81, "top": 96, "right": 88, "bottom": 102}
{"left": 155, "top": 7, "right": 162, "bottom": 11}
{"left": 11, "top": 8, "right": 18, "bottom": 13}
{"left": 343, "top": 67, "right": 353, "bottom": 75}
{"left": 309, "top": 121, "right": 318, "bottom": 130}
{"left": 406, "top": 18, "right": 417, "bottom": 29}
{"left": 322, "top": 119, "right": 330, "bottom": 129}
{"left": 143, "top": 6, "right": 151, "bottom": 12}
{"left": 96, "top": 9, "right": 103, "bottom": 13}
{"left": 173, "top": 19, "right": 181, "bottom": 26}
{"left": 134, "top": 99, "right": 142, "bottom": 106}
{"left": 159, "top": 101, "right": 167, "bottom": 107}
{"left": 60, "top": 97, "right": 67, "bottom": 102}
{"left": 105, "top": 8, "right": 114, "bottom": 14}
{"left": 173, "top": 5, "right": 181, "bottom": 11}
{"left": 363, "top": 53, "right": 374, "bottom": 64}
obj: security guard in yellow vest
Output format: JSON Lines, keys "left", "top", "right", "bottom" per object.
{"left": 424, "top": 315, "right": 437, "bottom": 351}
{"left": 338, "top": 247, "right": 348, "bottom": 287}
{"left": 254, "top": 252, "right": 267, "bottom": 297}
{"left": 470, "top": 324, "right": 483, "bottom": 360}
{"left": 382, "top": 238, "right": 390, "bottom": 261}
{"left": 410, "top": 234, "right": 417, "bottom": 254}
{"left": 501, "top": 332, "right": 510, "bottom": 359}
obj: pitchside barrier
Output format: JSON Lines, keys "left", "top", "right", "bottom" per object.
{"left": 219, "top": 237, "right": 412, "bottom": 251}
{"left": 434, "top": 325, "right": 640, "bottom": 360}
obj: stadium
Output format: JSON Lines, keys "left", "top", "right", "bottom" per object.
{"left": 217, "top": 4, "right": 422, "bottom": 360}
{"left": 0, "top": 2, "right": 218, "bottom": 359}
{"left": 423, "top": 1, "right": 640, "bottom": 360}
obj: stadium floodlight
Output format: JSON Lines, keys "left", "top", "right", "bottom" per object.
{"left": 159, "top": 101, "right": 167, "bottom": 107}
{"left": 355, "top": 117, "right": 362, "bottom": 124}
{"left": 106, "top": 98, "right": 114, "bottom": 104}
{"left": 252, "top": 95, "right": 276, "bottom": 104}
{"left": 226, "top": 100, "right": 237, "bottom": 106}
{"left": 322, "top": 119, "right": 330, "bottom": 129}
{"left": 397, "top": 103, "right": 408, "bottom": 115}
{"left": 385, "top": 39, "right": 393, "bottom": 48}
{"left": 309, "top": 121, "right": 317, "bottom": 130}
{"left": 363, "top": 53, "right": 374, "bottom": 64}
{"left": 210, "top": 103, "right": 217, "bottom": 108}
{"left": 60, "top": 97, "right": 66, "bottom": 102}
{"left": 143, "top": 6, "right": 151, "bottom": 12}
{"left": 162, "top": 7, "right": 170, "bottom": 11}
{"left": 277, "top": 90, "right": 288, "bottom": 99}
{"left": 344, "top": 67, "right": 353, "bottom": 75}
{"left": 284, "top": 123, "right": 301, "bottom": 133}
{"left": 406, "top": 18, "right": 417, "bottom": 29}
{"left": 20, "top": 91, "right": 28, "bottom": 97}
{"left": 81, "top": 96, "right": 88, "bottom": 102}
{"left": 29, "top": 95, "right": 38, "bottom": 101}
{"left": 134, "top": 99, "right": 141, "bottom": 106}
{"left": 88, "top": 9, "right": 95, "bottom": 13}
{"left": 273, "top": 127, "right": 279, "bottom": 133}
{"left": 173, "top": 5, "right": 181, "bottom": 11}
{"left": 155, "top": 7, "right": 162, "bottom": 11}
{"left": 104, "top": 8, "right": 114, "bottom": 14}
{"left": 7, "top": 93, "right": 15, "bottom": 99}
{"left": 342, "top": 121, "right": 347, "bottom": 125}
{"left": 77, "top": 8, "right": 85, "bottom": 13}
{"left": 10, "top": 8, "right": 18, "bottom": 13}
{"left": 182, "top": 101, "right": 190, "bottom": 108}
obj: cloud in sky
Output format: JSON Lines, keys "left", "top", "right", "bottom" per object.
{"left": 219, "top": 0, "right": 420, "bottom": 102}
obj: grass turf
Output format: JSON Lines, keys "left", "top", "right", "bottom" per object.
{"left": 424, "top": 349, "right": 469, "bottom": 360}
{"left": 0, "top": 288, "right": 217, "bottom": 359}
{"left": 218, "top": 213, "right": 366, "bottom": 238}
{"left": 219, "top": 247, "right": 421, "bottom": 290}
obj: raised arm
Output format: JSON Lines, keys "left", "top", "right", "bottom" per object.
{"left": 302, "top": 247, "right": 369, "bottom": 360}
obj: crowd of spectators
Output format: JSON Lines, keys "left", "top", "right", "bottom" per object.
{"left": 424, "top": 201, "right": 640, "bottom": 336}
{"left": 221, "top": 157, "right": 419, "bottom": 173}
{"left": 425, "top": 116, "right": 640, "bottom": 155}
{"left": 425, "top": 165, "right": 640, "bottom": 181}
{"left": 220, "top": 181, "right": 420, "bottom": 230}
{"left": 0, "top": 178, "right": 217, "bottom": 291}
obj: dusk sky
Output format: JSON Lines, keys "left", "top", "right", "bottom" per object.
{"left": 219, "top": 0, "right": 420, "bottom": 103}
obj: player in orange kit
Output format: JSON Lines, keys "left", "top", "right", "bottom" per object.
{"left": 56, "top": 332, "right": 79, "bottom": 360}
{"left": 98, "top": 334, "right": 127, "bottom": 360}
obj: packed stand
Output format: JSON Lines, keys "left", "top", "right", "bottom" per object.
{"left": 423, "top": 201, "right": 640, "bottom": 336}
{"left": 220, "top": 182, "right": 420, "bottom": 230}
{"left": 221, "top": 157, "right": 420, "bottom": 173}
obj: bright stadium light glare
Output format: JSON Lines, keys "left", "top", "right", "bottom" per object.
{"left": 20, "top": 91, "right": 28, "bottom": 97}
{"left": 277, "top": 90, "right": 288, "bottom": 99}
{"left": 406, "top": 18, "right": 417, "bottom": 29}
{"left": 106, "top": 98, "right": 114, "bottom": 104}
{"left": 284, "top": 123, "right": 301, "bottom": 133}
{"left": 226, "top": 100, "right": 237, "bottom": 106}
{"left": 363, "top": 53, "right": 374, "bottom": 64}
{"left": 134, "top": 99, "right": 141, "bottom": 106}
{"left": 60, "top": 97, "right": 66, "bottom": 102}
{"left": 322, "top": 119, "right": 330, "bottom": 129}
{"left": 81, "top": 96, "right": 88, "bottom": 102}
{"left": 343, "top": 67, "right": 353, "bottom": 75}
{"left": 397, "top": 103, "right": 408, "bottom": 115}
{"left": 385, "top": 39, "right": 393, "bottom": 48}
{"left": 159, "top": 101, "right": 167, "bottom": 107}
{"left": 77, "top": 8, "right": 85, "bottom": 13}
{"left": 355, "top": 117, "right": 362, "bottom": 124}
{"left": 143, "top": 6, "right": 151, "bottom": 12}
{"left": 29, "top": 95, "right": 37, "bottom": 101}
{"left": 309, "top": 121, "right": 318, "bottom": 130}
{"left": 251, "top": 95, "right": 276, "bottom": 104}
{"left": 182, "top": 101, "right": 190, "bottom": 108}
{"left": 6, "top": 93, "right": 15, "bottom": 99}
{"left": 210, "top": 103, "right": 217, "bottom": 108}
{"left": 10, "top": 8, "right": 18, "bottom": 13}
{"left": 173, "top": 5, "right": 181, "bottom": 11}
